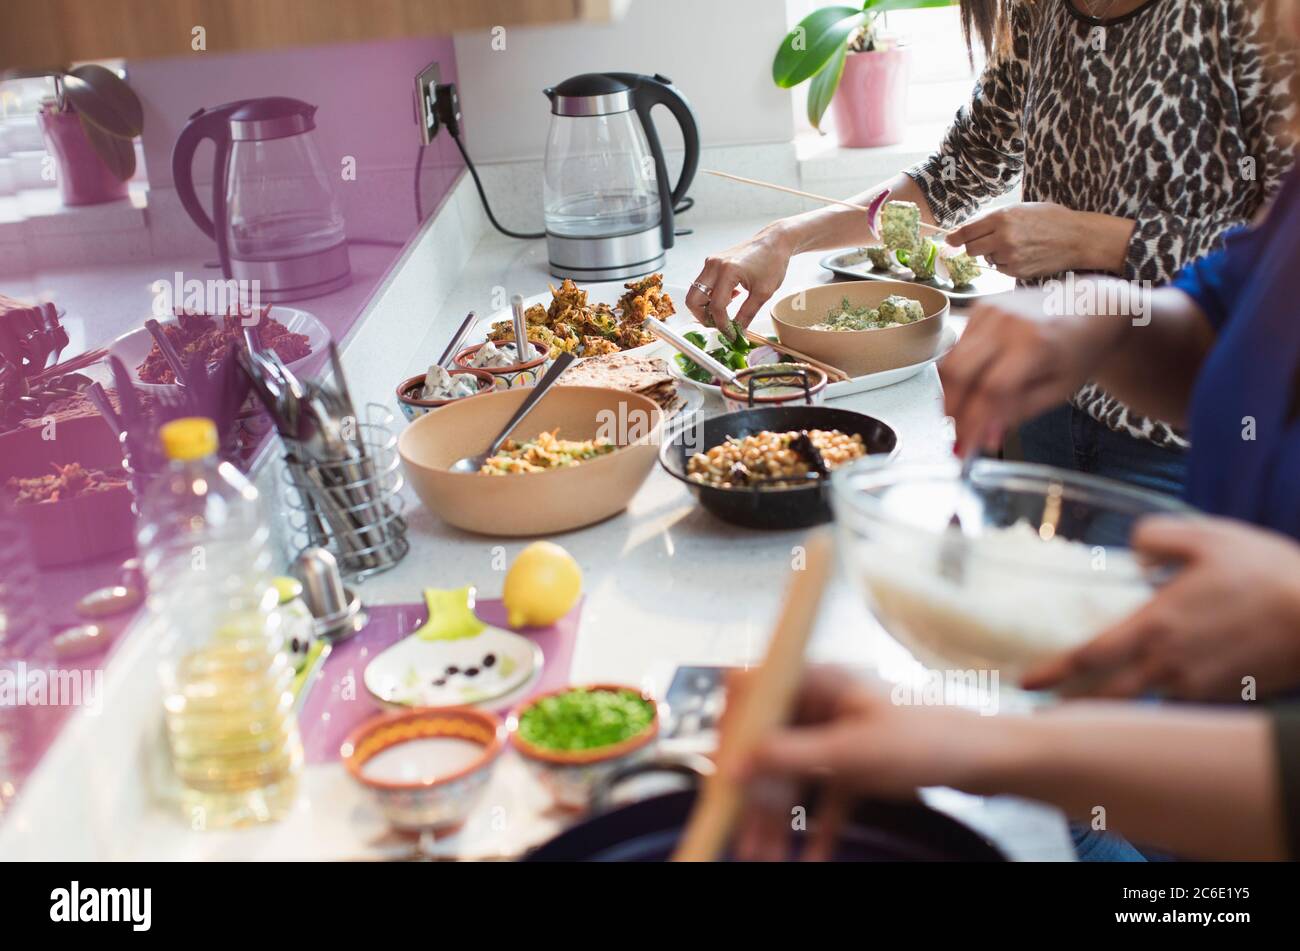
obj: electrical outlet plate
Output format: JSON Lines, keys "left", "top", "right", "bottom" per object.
{"left": 414, "top": 60, "right": 441, "bottom": 145}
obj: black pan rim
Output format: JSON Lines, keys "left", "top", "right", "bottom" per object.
{"left": 658, "top": 404, "right": 900, "bottom": 495}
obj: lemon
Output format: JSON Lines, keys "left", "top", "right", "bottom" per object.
{"left": 503, "top": 542, "right": 582, "bottom": 628}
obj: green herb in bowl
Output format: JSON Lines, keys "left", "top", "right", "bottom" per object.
{"left": 518, "top": 686, "right": 655, "bottom": 752}
{"left": 675, "top": 323, "right": 753, "bottom": 384}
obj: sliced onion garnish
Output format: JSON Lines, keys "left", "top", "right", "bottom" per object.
{"left": 865, "top": 189, "right": 891, "bottom": 238}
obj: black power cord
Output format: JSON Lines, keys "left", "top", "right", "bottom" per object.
{"left": 414, "top": 80, "right": 544, "bottom": 239}
{"left": 415, "top": 80, "right": 693, "bottom": 239}
{"left": 449, "top": 129, "right": 546, "bottom": 240}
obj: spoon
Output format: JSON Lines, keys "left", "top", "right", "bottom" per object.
{"left": 938, "top": 444, "right": 978, "bottom": 584}
{"left": 647, "top": 320, "right": 739, "bottom": 386}
{"left": 436, "top": 311, "right": 478, "bottom": 370}
{"left": 145, "top": 318, "right": 190, "bottom": 386}
{"left": 449, "top": 351, "right": 576, "bottom": 474}
{"left": 510, "top": 294, "right": 530, "bottom": 366}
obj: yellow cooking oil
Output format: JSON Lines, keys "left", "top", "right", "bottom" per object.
{"left": 161, "top": 613, "right": 303, "bottom": 829}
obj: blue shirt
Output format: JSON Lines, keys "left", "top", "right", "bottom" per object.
{"left": 1172, "top": 165, "right": 1300, "bottom": 539}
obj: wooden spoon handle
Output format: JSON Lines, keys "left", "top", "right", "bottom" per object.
{"left": 671, "top": 529, "right": 834, "bottom": 862}
{"left": 745, "top": 330, "right": 850, "bottom": 382}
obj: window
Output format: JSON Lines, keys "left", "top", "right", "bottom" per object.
{"left": 784, "top": 2, "right": 982, "bottom": 139}
{"left": 0, "top": 61, "right": 144, "bottom": 201}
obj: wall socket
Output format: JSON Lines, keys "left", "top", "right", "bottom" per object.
{"left": 414, "top": 60, "right": 441, "bottom": 145}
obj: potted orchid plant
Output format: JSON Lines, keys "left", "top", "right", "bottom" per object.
{"left": 5, "top": 64, "right": 144, "bottom": 205}
{"left": 773, "top": 0, "right": 956, "bottom": 148}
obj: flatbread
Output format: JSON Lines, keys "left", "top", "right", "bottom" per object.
{"left": 559, "top": 353, "right": 682, "bottom": 410}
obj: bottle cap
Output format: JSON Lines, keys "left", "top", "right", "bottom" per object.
{"left": 160, "top": 417, "right": 218, "bottom": 461}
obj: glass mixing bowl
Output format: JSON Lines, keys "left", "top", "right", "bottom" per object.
{"left": 830, "top": 458, "right": 1194, "bottom": 683}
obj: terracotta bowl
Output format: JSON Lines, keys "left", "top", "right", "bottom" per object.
{"left": 770, "top": 280, "right": 948, "bottom": 378}
{"left": 508, "top": 684, "right": 661, "bottom": 812}
{"left": 341, "top": 706, "right": 505, "bottom": 834}
{"left": 453, "top": 340, "right": 552, "bottom": 389}
{"left": 0, "top": 414, "right": 134, "bottom": 568}
{"left": 398, "top": 385, "right": 663, "bottom": 536}
{"left": 719, "top": 363, "right": 829, "bottom": 414}
{"left": 395, "top": 367, "right": 495, "bottom": 422}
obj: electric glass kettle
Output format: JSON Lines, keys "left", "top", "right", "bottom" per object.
{"left": 172, "top": 97, "right": 350, "bottom": 302}
{"left": 543, "top": 73, "right": 699, "bottom": 280}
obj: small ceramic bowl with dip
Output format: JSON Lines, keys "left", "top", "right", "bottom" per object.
{"left": 719, "top": 363, "right": 829, "bottom": 414}
{"left": 342, "top": 707, "right": 505, "bottom": 834}
{"left": 508, "top": 684, "right": 661, "bottom": 812}
{"left": 454, "top": 340, "right": 552, "bottom": 389}
{"left": 396, "top": 366, "right": 495, "bottom": 422}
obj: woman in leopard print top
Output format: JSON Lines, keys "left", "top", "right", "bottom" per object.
{"left": 687, "top": 0, "right": 1293, "bottom": 492}
{"left": 912, "top": 0, "right": 1294, "bottom": 464}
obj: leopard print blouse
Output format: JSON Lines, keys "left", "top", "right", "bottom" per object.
{"left": 909, "top": 0, "right": 1295, "bottom": 450}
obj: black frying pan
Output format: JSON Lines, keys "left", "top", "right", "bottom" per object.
{"left": 659, "top": 405, "right": 898, "bottom": 529}
{"left": 524, "top": 760, "right": 1004, "bottom": 862}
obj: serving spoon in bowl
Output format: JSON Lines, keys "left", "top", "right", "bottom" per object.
{"left": 448, "top": 351, "right": 576, "bottom": 474}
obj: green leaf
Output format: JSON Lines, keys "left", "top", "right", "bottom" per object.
{"left": 864, "top": 0, "right": 957, "bottom": 12}
{"left": 806, "top": 41, "right": 847, "bottom": 131}
{"left": 78, "top": 116, "right": 136, "bottom": 181}
{"left": 772, "top": 6, "right": 864, "bottom": 89}
{"left": 63, "top": 64, "right": 143, "bottom": 139}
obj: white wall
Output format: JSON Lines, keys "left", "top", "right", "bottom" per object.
{"left": 451, "top": 0, "right": 794, "bottom": 163}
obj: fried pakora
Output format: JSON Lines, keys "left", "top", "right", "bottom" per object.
{"left": 486, "top": 273, "right": 676, "bottom": 358}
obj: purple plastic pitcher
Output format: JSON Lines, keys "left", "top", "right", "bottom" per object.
{"left": 171, "top": 97, "right": 351, "bottom": 302}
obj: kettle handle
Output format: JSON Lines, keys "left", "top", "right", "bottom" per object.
{"left": 609, "top": 73, "right": 701, "bottom": 251}
{"left": 171, "top": 101, "right": 247, "bottom": 270}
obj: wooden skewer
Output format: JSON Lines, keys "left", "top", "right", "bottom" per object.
{"left": 705, "top": 168, "right": 1007, "bottom": 278}
{"left": 704, "top": 168, "right": 955, "bottom": 238}
{"left": 741, "top": 328, "right": 849, "bottom": 382}
{"left": 671, "top": 529, "right": 834, "bottom": 862}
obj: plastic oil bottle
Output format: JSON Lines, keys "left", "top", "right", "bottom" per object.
{"left": 137, "top": 417, "right": 302, "bottom": 829}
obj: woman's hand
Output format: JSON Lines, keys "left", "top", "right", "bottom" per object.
{"left": 946, "top": 202, "right": 1135, "bottom": 278}
{"left": 1023, "top": 517, "right": 1300, "bottom": 700}
{"left": 685, "top": 224, "right": 796, "bottom": 335}
{"left": 939, "top": 286, "right": 1128, "bottom": 452}
{"left": 725, "top": 667, "right": 1006, "bottom": 861}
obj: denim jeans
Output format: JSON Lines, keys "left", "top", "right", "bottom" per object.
{"left": 1018, "top": 404, "right": 1188, "bottom": 498}
{"left": 1025, "top": 406, "right": 1187, "bottom": 861}
{"left": 1071, "top": 823, "right": 1149, "bottom": 862}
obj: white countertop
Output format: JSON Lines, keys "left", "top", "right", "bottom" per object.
{"left": 1, "top": 206, "right": 1074, "bottom": 861}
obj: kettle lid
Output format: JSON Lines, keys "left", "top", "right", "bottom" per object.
{"left": 545, "top": 73, "right": 633, "bottom": 117}
{"left": 229, "top": 97, "right": 318, "bottom": 141}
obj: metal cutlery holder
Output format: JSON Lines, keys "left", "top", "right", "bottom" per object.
{"left": 279, "top": 406, "right": 409, "bottom": 581}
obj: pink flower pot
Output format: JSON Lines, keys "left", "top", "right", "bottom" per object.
{"left": 828, "top": 47, "right": 911, "bottom": 148}
{"left": 36, "top": 109, "right": 130, "bottom": 206}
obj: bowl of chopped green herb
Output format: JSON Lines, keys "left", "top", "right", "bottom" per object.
{"left": 509, "top": 684, "right": 661, "bottom": 811}
{"left": 771, "top": 280, "right": 947, "bottom": 378}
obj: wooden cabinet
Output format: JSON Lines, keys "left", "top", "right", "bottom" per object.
{"left": 2, "top": 0, "right": 623, "bottom": 69}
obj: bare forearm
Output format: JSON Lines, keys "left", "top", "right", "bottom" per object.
{"left": 1076, "top": 284, "right": 1216, "bottom": 427}
{"left": 1075, "top": 212, "right": 1136, "bottom": 274}
{"left": 965, "top": 705, "right": 1285, "bottom": 861}
{"left": 769, "top": 173, "right": 934, "bottom": 257}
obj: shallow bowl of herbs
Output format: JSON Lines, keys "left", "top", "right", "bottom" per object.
{"left": 508, "top": 683, "right": 661, "bottom": 811}
{"left": 672, "top": 322, "right": 757, "bottom": 389}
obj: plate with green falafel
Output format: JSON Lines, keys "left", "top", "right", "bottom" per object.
{"left": 820, "top": 199, "right": 1016, "bottom": 301}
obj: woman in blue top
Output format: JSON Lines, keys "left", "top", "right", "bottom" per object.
{"left": 940, "top": 157, "right": 1300, "bottom": 700}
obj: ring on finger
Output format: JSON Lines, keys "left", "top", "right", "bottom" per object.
{"left": 691, "top": 281, "right": 713, "bottom": 298}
